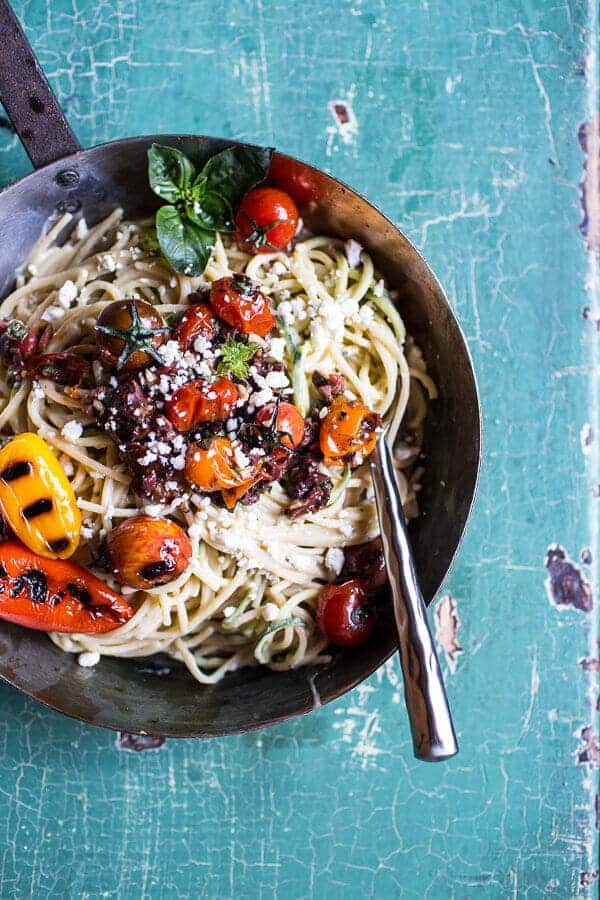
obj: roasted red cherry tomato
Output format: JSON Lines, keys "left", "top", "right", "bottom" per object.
{"left": 0, "top": 540, "right": 133, "bottom": 633}
{"left": 166, "top": 376, "right": 239, "bottom": 431}
{"left": 107, "top": 515, "right": 192, "bottom": 590}
{"left": 210, "top": 274, "right": 274, "bottom": 337}
{"left": 319, "top": 396, "right": 380, "bottom": 466}
{"left": 235, "top": 187, "right": 299, "bottom": 253}
{"left": 255, "top": 401, "right": 305, "bottom": 450}
{"left": 316, "top": 579, "right": 373, "bottom": 647}
{"left": 173, "top": 301, "right": 216, "bottom": 351}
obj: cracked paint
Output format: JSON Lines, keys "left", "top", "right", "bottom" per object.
{"left": 576, "top": 726, "right": 600, "bottom": 767}
{"left": 434, "top": 594, "right": 463, "bottom": 673}
{"left": 545, "top": 545, "right": 593, "bottom": 612}
{"left": 117, "top": 733, "right": 166, "bottom": 753}
{"left": 579, "top": 114, "right": 600, "bottom": 252}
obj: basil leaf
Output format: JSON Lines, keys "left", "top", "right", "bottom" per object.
{"left": 155, "top": 205, "right": 215, "bottom": 276}
{"left": 202, "top": 146, "right": 273, "bottom": 211}
{"left": 148, "top": 144, "right": 195, "bottom": 203}
{"left": 186, "top": 175, "right": 234, "bottom": 231}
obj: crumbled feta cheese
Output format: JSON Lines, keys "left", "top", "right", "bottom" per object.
{"left": 99, "top": 253, "right": 117, "bottom": 272}
{"left": 61, "top": 420, "right": 83, "bottom": 441}
{"left": 143, "top": 503, "right": 165, "bottom": 518}
{"left": 42, "top": 305, "right": 66, "bottom": 323}
{"left": 359, "top": 304, "right": 375, "bottom": 324}
{"left": 169, "top": 277, "right": 178, "bottom": 288}
{"left": 58, "top": 280, "right": 78, "bottom": 307}
{"left": 252, "top": 387, "right": 274, "bottom": 407}
{"left": 75, "top": 218, "right": 89, "bottom": 239}
{"left": 158, "top": 340, "right": 182, "bottom": 366}
{"left": 268, "top": 337, "right": 286, "bottom": 361}
{"left": 233, "top": 446, "right": 250, "bottom": 469}
{"left": 262, "top": 602, "right": 280, "bottom": 622}
{"left": 223, "top": 606, "right": 236, "bottom": 618}
{"left": 271, "top": 261, "right": 287, "bottom": 276}
{"left": 78, "top": 651, "right": 100, "bottom": 668}
{"left": 32, "top": 383, "right": 45, "bottom": 400}
{"left": 373, "top": 279, "right": 384, "bottom": 297}
{"left": 264, "top": 371, "right": 289, "bottom": 389}
{"left": 325, "top": 547, "right": 345, "bottom": 576}
{"left": 319, "top": 406, "right": 329, "bottom": 419}
{"left": 62, "top": 459, "right": 75, "bottom": 477}
{"left": 277, "top": 300, "right": 294, "bottom": 325}
{"left": 345, "top": 239, "right": 363, "bottom": 269}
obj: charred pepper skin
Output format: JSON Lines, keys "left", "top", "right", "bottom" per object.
{"left": 0, "top": 433, "right": 82, "bottom": 559}
{"left": 0, "top": 541, "right": 133, "bottom": 633}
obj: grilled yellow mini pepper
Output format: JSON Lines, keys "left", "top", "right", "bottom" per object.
{"left": 0, "top": 433, "right": 81, "bottom": 559}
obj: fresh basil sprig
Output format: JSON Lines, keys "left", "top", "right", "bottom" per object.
{"left": 148, "top": 143, "right": 273, "bottom": 277}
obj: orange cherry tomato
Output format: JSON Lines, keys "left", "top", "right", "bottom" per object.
{"left": 235, "top": 186, "right": 299, "bottom": 253}
{"left": 106, "top": 516, "right": 192, "bottom": 590}
{"left": 319, "top": 396, "right": 379, "bottom": 466}
{"left": 174, "top": 301, "right": 215, "bottom": 351}
{"left": 166, "top": 376, "right": 239, "bottom": 432}
{"left": 255, "top": 401, "right": 305, "bottom": 450}
{"left": 210, "top": 274, "right": 274, "bottom": 337}
{"left": 185, "top": 437, "right": 258, "bottom": 492}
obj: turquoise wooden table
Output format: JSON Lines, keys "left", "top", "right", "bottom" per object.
{"left": 0, "top": 1, "right": 598, "bottom": 896}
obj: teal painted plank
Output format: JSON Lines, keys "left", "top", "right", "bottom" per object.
{"left": 0, "top": 0, "right": 598, "bottom": 897}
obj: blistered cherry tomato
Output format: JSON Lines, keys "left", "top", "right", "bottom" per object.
{"left": 174, "top": 301, "right": 215, "bottom": 351}
{"left": 166, "top": 376, "right": 239, "bottom": 431}
{"left": 185, "top": 437, "right": 257, "bottom": 492}
{"left": 235, "top": 187, "right": 299, "bottom": 254}
{"left": 95, "top": 299, "right": 168, "bottom": 370}
{"left": 255, "top": 401, "right": 305, "bottom": 450}
{"left": 210, "top": 274, "right": 274, "bottom": 337}
{"left": 316, "top": 579, "right": 373, "bottom": 647}
{"left": 107, "top": 515, "right": 192, "bottom": 590}
{"left": 319, "top": 396, "right": 380, "bottom": 466}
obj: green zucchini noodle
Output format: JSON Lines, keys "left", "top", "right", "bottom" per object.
{"left": 0, "top": 211, "right": 436, "bottom": 684}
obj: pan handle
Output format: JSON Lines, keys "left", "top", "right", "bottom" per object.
{"left": 0, "top": 0, "right": 81, "bottom": 168}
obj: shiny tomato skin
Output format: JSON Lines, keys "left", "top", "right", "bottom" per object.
{"left": 166, "top": 376, "right": 239, "bottom": 431}
{"left": 174, "top": 302, "right": 215, "bottom": 350}
{"left": 255, "top": 401, "right": 305, "bottom": 449}
{"left": 316, "top": 579, "right": 373, "bottom": 647}
{"left": 319, "top": 396, "right": 379, "bottom": 466}
{"left": 235, "top": 187, "right": 299, "bottom": 254}
{"left": 185, "top": 437, "right": 257, "bottom": 492}
{"left": 210, "top": 275, "right": 274, "bottom": 337}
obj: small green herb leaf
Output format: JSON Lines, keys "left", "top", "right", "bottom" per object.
{"left": 216, "top": 337, "right": 260, "bottom": 380}
{"left": 202, "top": 146, "right": 273, "bottom": 213}
{"left": 148, "top": 144, "right": 195, "bottom": 203}
{"left": 155, "top": 206, "right": 215, "bottom": 276}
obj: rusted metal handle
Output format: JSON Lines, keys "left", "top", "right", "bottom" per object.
{"left": 0, "top": 0, "right": 80, "bottom": 168}
{"left": 370, "top": 434, "right": 459, "bottom": 761}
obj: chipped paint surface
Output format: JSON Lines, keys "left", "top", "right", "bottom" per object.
{"left": 434, "top": 594, "right": 463, "bottom": 672}
{"left": 0, "top": 0, "right": 598, "bottom": 896}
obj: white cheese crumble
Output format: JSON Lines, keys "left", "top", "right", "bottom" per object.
{"left": 61, "top": 420, "right": 83, "bottom": 441}
{"left": 252, "top": 387, "right": 273, "bottom": 407}
{"left": 58, "top": 280, "right": 78, "bottom": 307}
{"left": 268, "top": 337, "right": 286, "bottom": 361}
{"left": 325, "top": 547, "right": 345, "bottom": 576}
{"left": 78, "top": 651, "right": 100, "bottom": 668}
{"left": 264, "top": 370, "right": 289, "bottom": 389}
{"left": 373, "top": 279, "right": 384, "bottom": 297}
{"left": 75, "top": 218, "right": 89, "bottom": 239}
{"left": 158, "top": 340, "right": 182, "bottom": 366}
{"left": 262, "top": 602, "right": 280, "bottom": 622}
{"left": 345, "top": 239, "right": 363, "bottom": 269}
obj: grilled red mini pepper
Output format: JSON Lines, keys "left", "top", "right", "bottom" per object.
{"left": 0, "top": 541, "right": 134, "bottom": 633}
